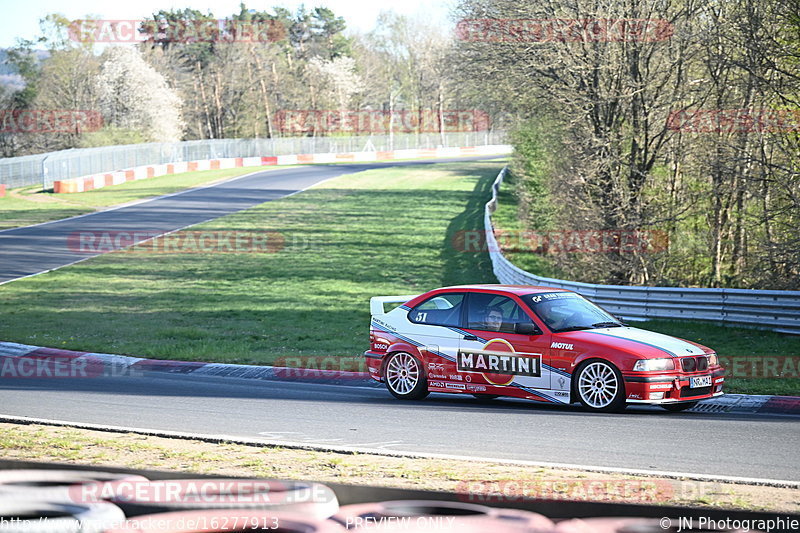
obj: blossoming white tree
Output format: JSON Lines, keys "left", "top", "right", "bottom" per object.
{"left": 96, "top": 47, "right": 184, "bottom": 142}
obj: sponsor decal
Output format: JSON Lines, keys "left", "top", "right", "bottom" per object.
{"left": 467, "top": 384, "right": 487, "bottom": 392}
{"left": 372, "top": 318, "right": 396, "bottom": 331}
{"left": 530, "top": 292, "right": 580, "bottom": 303}
{"left": 554, "top": 391, "right": 569, "bottom": 397}
{"left": 650, "top": 383, "right": 673, "bottom": 390}
{"left": 628, "top": 393, "right": 643, "bottom": 399}
{"left": 445, "top": 382, "right": 467, "bottom": 390}
{"left": 429, "top": 381, "right": 445, "bottom": 388}
{"left": 557, "top": 376, "right": 567, "bottom": 389}
{"left": 428, "top": 362, "right": 445, "bottom": 372}
{"left": 373, "top": 343, "right": 388, "bottom": 351}
{"left": 550, "top": 342, "right": 574, "bottom": 350}
{"left": 457, "top": 350, "right": 541, "bottom": 377}
{"left": 448, "top": 374, "right": 463, "bottom": 381}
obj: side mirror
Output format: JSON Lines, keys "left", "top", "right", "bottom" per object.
{"left": 515, "top": 322, "right": 541, "bottom": 335}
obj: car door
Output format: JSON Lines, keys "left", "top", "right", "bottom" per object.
{"left": 457, "top": 292, "right": 552, "bottom": 392}
{"left": 406, "top": 292, "right": 466, "bottom": 386}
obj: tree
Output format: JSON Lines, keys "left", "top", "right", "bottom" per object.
{"left": 95, "top": 47, "right": 183, "bottom": 142}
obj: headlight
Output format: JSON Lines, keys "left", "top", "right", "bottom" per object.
{"left": 633, "top": 358, "right": 675, "bottom": 371}
{"left": 708, "top": 353, "right": 718, "bottom": 366}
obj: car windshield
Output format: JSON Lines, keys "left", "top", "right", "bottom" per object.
{"left": 522, "top": 292, "right": 622, "bottom": 332}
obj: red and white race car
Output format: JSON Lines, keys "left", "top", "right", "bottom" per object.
{"left": 364, "top": 285, "right": 725, "bottom": 412}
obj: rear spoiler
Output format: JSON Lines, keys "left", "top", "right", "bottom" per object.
{"left": 369, "top": 295, "right": 419, "bottom": 316}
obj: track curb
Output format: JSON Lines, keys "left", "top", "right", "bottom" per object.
{"left": 1, "top": 341, "right": 797, "bottom": 414}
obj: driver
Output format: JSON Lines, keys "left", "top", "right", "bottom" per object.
{"left": 484, "top": 306, "right": 504, "bottom": 331}
{"left": 537, "top": 301, "right": 572, "bottom": 330}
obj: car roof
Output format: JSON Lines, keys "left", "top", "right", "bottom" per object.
{"left": 433, "top": 284, "right": 573, "bottom": 297}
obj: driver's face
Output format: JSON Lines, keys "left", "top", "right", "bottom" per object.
{"left": 486, "top": 311, "right": 503, "bottom": 331}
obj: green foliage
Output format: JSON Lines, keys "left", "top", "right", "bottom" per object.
{"left": 509, "top": 119, "right": 555, "bottom": 231}
{"left": 79, "top": 127, "right": 146, "bottom": 148}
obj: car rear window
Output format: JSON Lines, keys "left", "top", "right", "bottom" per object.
{"left": 409, "top": 293, "right": 464, "bottom": 327}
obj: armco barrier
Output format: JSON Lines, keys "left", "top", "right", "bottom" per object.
{"left": 485, "top": 167, "right": 800, "bottom": 335}
{"left": 53, "top": 145, "right": 511, "bottom": 194}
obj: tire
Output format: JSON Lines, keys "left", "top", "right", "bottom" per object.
{"left": 574, "top": 360, "right": 626, "bottom": 412}
{"left": 383, "top": 352, "right": 429, "bottom": 400}
{"left": 471, "top": 394, "right": 500, "bottom": 401}
{"left": 661, "top": 401, "right": 699, "bottom": 412}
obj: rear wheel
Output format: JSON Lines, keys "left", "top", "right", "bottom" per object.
{"left": 575, "top": 360, "right": 626, "bottom": 412}
{"left": 661, "top": 401, "right": 699, "bottom": 412}
{"left": 384, "top": 352, "right": 429, "bottom": 400}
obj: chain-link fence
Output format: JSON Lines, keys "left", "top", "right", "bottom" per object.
{"left": 0, "top": 131, "right": 508, "bottom": 190}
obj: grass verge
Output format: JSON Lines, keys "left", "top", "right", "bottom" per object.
{"left": 0, "top": 167, "right": 278, "bottom": 230}
{"left": 0, "top": 423, "right": 795, "bottom": 513}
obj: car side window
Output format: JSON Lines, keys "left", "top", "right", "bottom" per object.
{"left": 466, "top": 294, "right": 536, "bottom": 334}
{"left": 409, "top": 293, "right": 464, "bottom": 327}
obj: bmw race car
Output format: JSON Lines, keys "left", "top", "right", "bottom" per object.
{"left": 364, "top": 285, "right": 725, "bottom": 412}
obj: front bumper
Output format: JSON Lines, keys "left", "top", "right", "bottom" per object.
{"left": 623, "top": 369, "right": 725, "bottom": 403}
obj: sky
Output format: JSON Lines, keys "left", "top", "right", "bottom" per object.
{"left": 0, "top": 0, "right": 455, "bottom": 48}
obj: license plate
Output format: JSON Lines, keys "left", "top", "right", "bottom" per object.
{"left": 690, "top": 375, "right": 712, "bottom": 388}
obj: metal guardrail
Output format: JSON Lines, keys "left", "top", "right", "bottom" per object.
{"left": 0, "top": 131, "right": 507, "bottom": 189}
{"left": 485, "top": 166, "right": 800, "bottom": 335}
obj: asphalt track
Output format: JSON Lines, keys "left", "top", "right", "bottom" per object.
{"left": 0, "top": 156, "right": 501, "bottom": 284}
{"left": 0, "top": 374, "right": 797, "bottom": 483}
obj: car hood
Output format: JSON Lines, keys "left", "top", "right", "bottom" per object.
{"left": 565, "top": 326, "right": 709, "bottom": 357}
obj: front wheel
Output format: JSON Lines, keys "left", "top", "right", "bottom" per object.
{"left": 661, "top": 401, "right": 699, "bottom": 412}
{"left": 575, "top": 360, "right": 626, "bottom": 412}
{"left": 384, "top": 352, "right": 429, "bottom": 400}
